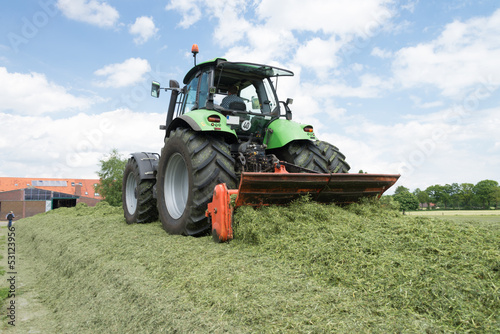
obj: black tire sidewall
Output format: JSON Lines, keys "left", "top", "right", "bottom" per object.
{"left": 157, "top": 133, "right": 195, "bottom": 235}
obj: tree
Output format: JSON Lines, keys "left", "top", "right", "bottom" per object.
{"left": 394, "top": 185, "right": 410, "bottom": 195}
{"left": 426, "top": 184, "right": 450, "bottom": 209}
{"left": 473, "top": 180, "right": 499, "bottom": 209}
{"left": 393, "top": 188, "right": 419, "bottom": 214}
{"left": 413, "top": 188, "right": 430, "bottom": 209}
{"left": 458, "top": 183, "right": 475, "bottom": 209}
{"left": 444, "top": 183, "right": 460, "bottom": 208}
{"left": 95, "top": 149, "right": 127, "bottom": 207}
{"left": 443, "top": 183, "right": 460, "bottom": 209}
{"left": 379, "top": 195, "right": 400, "bottom": 211}
{"left": 493, "top": 187, "right": 500, "bottom": 210}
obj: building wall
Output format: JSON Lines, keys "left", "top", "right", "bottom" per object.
{"left": 77, "top": 197, "right": 100, "bottom": 207}
{"left": 0, "top": 189, "right": 23, "bottom": 201}
{"left": 0, "top": 187, "right": 101, "bottom": 219}
{"left": 0, "top": 200, "right": 47, "bottom": 220}
{"left": 26, "top": 201, "right": 47, "bottom": 218}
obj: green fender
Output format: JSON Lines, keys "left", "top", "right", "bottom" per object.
{"left": 264, "top": 119, "right": 317, "bottom": 150}
{"left": 167, "top": 109, "right": 238, "bottom": 141}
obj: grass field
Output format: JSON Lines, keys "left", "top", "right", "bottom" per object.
{"left": 407, "top": 210, "right": 500, "bottom": 216}
{"left": 1, "top": 200, "right": 499, "bottom": 333}
{"left": 407, "top": 210, "right": 500, "bottom": 229}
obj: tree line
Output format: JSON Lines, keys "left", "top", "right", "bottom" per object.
{"left": 389, "top": 180, "right": 500, "bottom": 212}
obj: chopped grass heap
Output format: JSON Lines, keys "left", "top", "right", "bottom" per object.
{"left": 6, "top": 199, "right": 500, "bottom": 333}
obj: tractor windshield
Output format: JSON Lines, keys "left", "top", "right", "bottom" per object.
{"left": 213, "top": 62, "right": 293, "bottom": 115}
{"left": 241, "top": 78, "right": 277, "bottom": 114}
{"left": 213, "top": 77, "right": 278, "bottom": 114}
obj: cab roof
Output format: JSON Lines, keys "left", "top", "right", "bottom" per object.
{"left": 183, "top": 58, "right": 294, "bottom": 84}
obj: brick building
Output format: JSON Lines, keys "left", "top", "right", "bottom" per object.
{"left": 0, "top": 177, "right": 102, "bottom": 220}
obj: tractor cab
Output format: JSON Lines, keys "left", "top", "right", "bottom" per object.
{"left": 153, "top": 57, "right": 295, "bottom": 143}
{"left": 182, "top": 58, "right": 293, "bottom": 116}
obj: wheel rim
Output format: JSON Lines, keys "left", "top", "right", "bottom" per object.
{"left": 125, "top": 172, "right": 138, "bottom": 214}
{"left": 164, "top": 153, "right": 189, "bottom": 219}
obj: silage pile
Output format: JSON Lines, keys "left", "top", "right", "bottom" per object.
{"left": 11, "top": 199, "right": 499, "bottom": 333}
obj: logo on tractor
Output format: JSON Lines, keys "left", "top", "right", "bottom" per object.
{"left": 241, "top": 120, "right": 251, "bottom": 131}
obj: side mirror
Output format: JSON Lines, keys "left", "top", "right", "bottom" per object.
{"left": 151, "top": 81, "right": 161, "bottom": 98}
{"left": 284, "top": 98, "right": 293, "bottom": 120}
{"left": 279, "top": 99, "right": 294, "bottom": 120}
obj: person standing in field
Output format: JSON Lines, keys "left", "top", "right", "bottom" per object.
{"left": 6, "top": 211, "right": 15, "bottom": 228}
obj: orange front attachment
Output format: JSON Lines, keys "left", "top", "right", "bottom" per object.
{"left": 206, "top": 166, "right": 400, "bottom": 243}
{"left": 206, "top": 183, "right": 238, "bottom": 242}
{"left": 234, "top": 172, "right": 400, "bottom": 207}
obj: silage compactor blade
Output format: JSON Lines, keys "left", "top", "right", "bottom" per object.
{"left": 206, "top": 164, "right": 400, "bottom": 242}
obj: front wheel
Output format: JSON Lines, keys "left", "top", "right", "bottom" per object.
{"left": 156, "top": 128, "right": 237, "bottom": 236}
{"left": 122, "top": 157, "right": 158, "bottom": 224}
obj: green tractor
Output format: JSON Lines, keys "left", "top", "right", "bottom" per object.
{"left": 122, "top": 46, "right": 398, "bottom": 241}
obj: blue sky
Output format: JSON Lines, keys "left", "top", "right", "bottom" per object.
{"left": 0, "top": 0, "right": 499, "bottom": 192}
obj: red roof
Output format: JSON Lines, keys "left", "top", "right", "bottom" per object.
{"left": 0, "top": 177, "right": 103, "bottom": 199}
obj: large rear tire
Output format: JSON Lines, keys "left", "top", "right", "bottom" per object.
{"left": 275, "top": 140, "right": 329, "bottom": 173}
{"left": 122, "top": 157, "right": 158, "bottom": 224}
{"left": 314, "top": 140, "right": 350, "bottom": 173}
{"left": 275, "top": 140, "right": 350, "bottom": 173}
{"left": 156, "top": 128, "right": 237, "bottom": 236}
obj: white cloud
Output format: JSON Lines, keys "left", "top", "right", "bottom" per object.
{"left": 94, "top": 58, "right": 151, "bottom": 88}
{"left": 0, "top": 109, "right": 165, "bottom": 178}
{"left": 256, "top": 0, "right": 394, "bottom": 36}
{"left": 371, "top": 47, "right": 393, "bottom": 58}
{"left": 165, "top": 0, "right": 202, "bottom": 28}
{"left": 166, "top": 0, "right": 395, "bottom": 71}
{"left": 129, "top": 16, "right": 158, "bottom": 45}
{"left": 294, "top": 37, "right": 343, "bottom": 79}
{"left": 57, "top": 0, "right": 119, "bottom": 28}
{"left": 299, "top": 75, "right": 390, "bottom": 100}
{"left": 0, "top": 67, "right": 94, "bottom": 115}
{"left": 410, "top": 95, "right": 444, "bottom": 109}
{"left": 223, "top": 27, "right": 297, "bottom": 64}
{"left": 392, "top": 9, "right": 500, "bottom": 98}
{"left": 208, "top": 0, "right": 252, "bottom": 47}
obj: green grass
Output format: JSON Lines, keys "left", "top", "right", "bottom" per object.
{"left": 3, "top": 200, "right": 499, "bottom": 333}
{"left": 407, "top": 210, "right": 500, "bottom": 229}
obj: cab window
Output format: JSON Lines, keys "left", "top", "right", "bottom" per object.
{"left": 198, "top": 71, "right": 210, "bottom": 109}
{"left": 181, "top": 75, "right": 199, "bottom": 114}
{"left": 239, "top": 79, "right": 278, "bottom": 114}
{"left": 239, "top": 84, "right": 259, "bottom": 112}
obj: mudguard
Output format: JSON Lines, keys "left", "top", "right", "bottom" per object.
{"left": 264, "top": 119, "right": 317, "bottom": 149}
{"left": 166, "top": 109, "right": 238, "bottom": 142}
{"left": 129, "top": 152, "right": 159, "bottom": 180}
